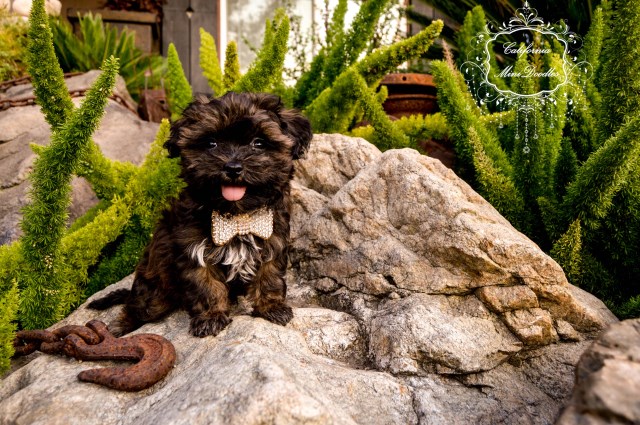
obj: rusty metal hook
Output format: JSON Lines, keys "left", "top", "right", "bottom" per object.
{"left": 13, "top": 320, "right": 176, "bottom": 392}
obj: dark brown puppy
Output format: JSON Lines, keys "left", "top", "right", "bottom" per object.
{"left": 89, "top": 92, "right": 312, "bottom": 337}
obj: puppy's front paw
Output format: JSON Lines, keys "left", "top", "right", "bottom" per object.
{"left": 189, "top": 312, "right": 231, "bottom": 337}
{"left": 253, "top": 303, "right": 293, "bottom": 326}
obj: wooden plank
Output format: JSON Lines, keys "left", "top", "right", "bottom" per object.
{"left": 190, "top": 0, "right": 218, "bottom": 95}
{"left": 162, "top": 0, "right": 191, "bottom": 86}
{"left": 162, "top": 0, "right": 218, "bottom": 95}
{"left": 67, "top": 8, "right": 159, "bottom": 24}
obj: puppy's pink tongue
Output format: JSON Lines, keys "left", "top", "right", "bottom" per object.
{"left": 221, "top": 185, "right": 246, "bottom": 201}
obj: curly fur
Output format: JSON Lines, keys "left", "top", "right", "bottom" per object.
{"left": 89, "top": 92, "right": 312, "bottom": 337}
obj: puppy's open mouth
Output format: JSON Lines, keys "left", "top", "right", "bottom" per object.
{"left": 221, "top": 185, "right": 246, "bottom": 201}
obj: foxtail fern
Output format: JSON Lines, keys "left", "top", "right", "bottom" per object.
{"left": 166, "top": 43, "right": 193, "bottom": 121}
{"left": 200, "top": 28, "right": 223, "bottom": 96}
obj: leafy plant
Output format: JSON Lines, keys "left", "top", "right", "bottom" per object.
{"left": 166, "top": 43, "right": 193, "bottom": 121}
{"left": 351, "top": 112, "right": 449, "bottom": 151}
{"left": 0, "top": 9, "right": 28, "bottom": 81}
{"left": 50, "top": 12, "right": 165, "bottom": 99}
{"left": 0, "top": 0, "right": 182, "bottom": 372}
{"left": 406, "top": 0, "right": 598, "bottom": 47}
{"left": 199, "top": 27, "right": 223, "bottom": 96}
{"left": 223, "top": 41, "right": 241, "bottom": 92}
{"left": 191, "top": 2, "right": 443, "bottom": 152}
{"left": 433, "top": 0, "right": 640, "bottom": 318}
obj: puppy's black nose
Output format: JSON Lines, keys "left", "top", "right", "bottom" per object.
{"left": 224, "top": 161, "right": 243, "bottom": 177}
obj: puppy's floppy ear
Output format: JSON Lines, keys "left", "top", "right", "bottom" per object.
{"left": 164, "top": 120, "right": 183, "bottom": 158}
{"left": 163, "top": 96, "right": 210, "bottom": 158}
{"left": 279, "top": 109, "right": 312, "bottom": 160}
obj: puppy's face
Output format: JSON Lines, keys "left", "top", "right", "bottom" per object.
{"left": 165, "top": 92, "right": 312, "bottom": 213}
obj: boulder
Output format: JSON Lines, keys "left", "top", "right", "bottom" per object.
{"left": 0, "top": 134, "right": 622, "bottom": 424}
{"left": 1, "top": 277, "right": 416, "bottom": 425}
{"left": 0, "top": 71, "right": 159, "bottom": 245}
{"left": 556, "top": 319, "right": 640, "bottom": 425}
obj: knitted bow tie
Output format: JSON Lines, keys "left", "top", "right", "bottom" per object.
{"left": 211, "top": 207, "right": 274, "bottom": 245}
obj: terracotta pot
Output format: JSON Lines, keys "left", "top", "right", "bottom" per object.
{"left": 379, "top": 73, "right": 439, "bottom": 118}
{"left": 379, "top": 73, "right": 454, "bottom": 169}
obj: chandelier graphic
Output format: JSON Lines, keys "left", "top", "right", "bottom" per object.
{"left": 460, "top": 1, "right": 593, "bottom": 153}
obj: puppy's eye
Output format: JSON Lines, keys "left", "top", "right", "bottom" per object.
{"left": 209, "top": 141, "right": 218, "bottom": 150}
{"left": 251, "top": 138, "right": 265, "bottom": 149}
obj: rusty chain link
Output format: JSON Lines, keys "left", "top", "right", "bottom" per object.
{"left": 0, "top": 73, "right": 82, "bottom": 92}
{"left": 0, "top": 90, "right": 138, "bottom": 115}
{"left": 0, "top": 73, "right": 138, "bottom": 115}
{"left": 13, "top": 320, "right": 176, "bottom": 391}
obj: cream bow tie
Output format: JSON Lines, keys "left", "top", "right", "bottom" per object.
{"left": 211, "top": 208, "right": 274, "bottom": 245}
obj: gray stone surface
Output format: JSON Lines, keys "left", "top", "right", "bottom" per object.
{"left": 556, "top": 319, "right": 640, "bottom": 425}
{"left": 1, "top": 134, "right": 625, "bottom": 424}
{"left": 293, "top": 133, "right": 381, "bottom": 197}
{"left": 0, "top": 71, "right": 158, "bottom": 245}
{"left": 1, "top": 286, "right": 416, "bottom": 425}
{"left": 369, "top": 293, "right": 522, "bottom": 375}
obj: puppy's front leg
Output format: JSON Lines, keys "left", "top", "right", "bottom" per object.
{"left": 249, "top": 260, "right": 293, "bottom": 326}
{"left": 183, "top": 267, "right": 231, "bottom": 337}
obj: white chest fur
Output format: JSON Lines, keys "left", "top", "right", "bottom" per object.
{"left": 188, "top": 235, "right": 261, "bottom": 282}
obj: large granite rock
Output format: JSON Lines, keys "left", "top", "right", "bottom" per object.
{"left": 0, "top": 71, "right": 158, "bottom": 245}
{"left": 0, "top": 134, "right": 621, "bottom": 424}
{"left": 556, "top": 319, "right": 640, "bottom": 425}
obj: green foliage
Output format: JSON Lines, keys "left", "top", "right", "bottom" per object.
{"left": 550, "top": 219, "right": 583, "bottom": 285}
{"left": 351, "top": 71, "right": 409, "bottom": 150}
{"left": 351, "top": 113, "right": 449, "bottom": 152}
{"left": 399, "top": 113, "right": 448, "bottom": 145}
{"left": 304, "top": 20, "right": 443, "bottom": 144}
{"left": 582, "top": 5, "right": 604, "bottom": 116}
{"left": 166, "top": 43, "right": 193, "bottom": 121}
{"left": 587, "top": 173, "right": 640, "bottom": 307}
{"left": 597, "top": 0, "right": 640, "bottom": 143}
{"left": 321, "top": 0, "right": 390, "bottom": 89}
{"left": 199, "top": 28, "right": 223, "bottom": 96}
{"left": 455, "top": 7, "right": 507, "bottom": 96}
{"left": 616, "top": 295, "right": 640, "bottom": 319}
{"left": 27, "top": 0, "right": 75, "bottom": 130}
{"left": 76, "top": 142, "right": 138, "bottom": 200}
{"left": 562, "top": 116, "right": 640, "bottom": 230}
{"left": 0, "top": 280, "right": 19, "bottom": 372}
{"left": 455, "top": 7, "right": 484, "bottom": 66}
{"left": 19, "top": 56, "right": 120, "bottom": 329}
{"left": 223, "top": 41, "right": 241, "bottom": 92}
{"left": 192, "top": 8, "right": 442, "bottom": 152}
{"left": 355, "top": 20, "right": 444, "bottom": 86}
{"left": 231, "top": 10, "right": 289, "bottom": 94}
{"left": 436, "top": 3, "right": 640, "bottom": 318}
{"left": 28, "top": 5, "right": 132, "bottom": 199}
{"left": 292, "top": 48, "right": 325, "bottom": 109}
{"left": 294, "top": 0, "right": 391, "bottom": 109}
{"left": 554, "top": 138, "right": 578, "bottom": 201}
{"left": 0, "top": 0, "right": 184, "bottom": 371}
{"left": 468, "top": 127, "right": 524, "bottom": 225}
{"left": 85, "top": 120, "right": 183, "bottom": 297}
{"left": 0, "top": 9, "right": 28, "bottom": 81}
{"left": 50, "top": 13, "right": 165, "bottom": 100}
{"left": 406, "top": 0, "right": 595, "bottom": 43}
{"left": 58, "top": 197, "right": 131, "bottom": 312}
{"left": 325, "top": 0, "right": 348, "bottom": 49}
{"left": 563, "top": 87, "right": 596, "bottom": 162}
{"left": 0, "top": 243, "right": 21, "bottom": 371}
{"left": 431, "top": 60, "right": 513, "bottom": 183}
{"left": 305, "top": 69, "right": 365, "bottom": 134}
